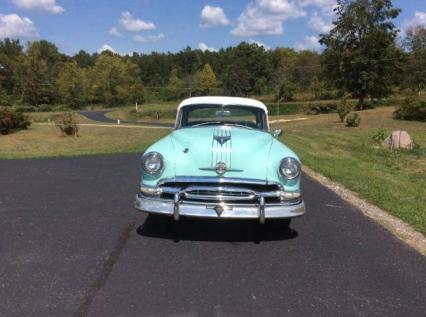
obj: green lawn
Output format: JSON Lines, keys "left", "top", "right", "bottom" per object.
{"left": 0, "top": 124, "right": 169, "bottom": 159}
{"left": 273, "top": 107, "right": 426, "bottom": 235}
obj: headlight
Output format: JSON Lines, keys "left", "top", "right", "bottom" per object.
{"left": 279, "top": 157, "right": 300, "bottom": 179}
{"left": 142, "top": 152, "right": 164, "bottom": 175}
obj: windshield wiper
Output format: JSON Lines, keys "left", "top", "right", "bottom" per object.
{"left": 190, "top": 121, "right": 222, "bottom": 128}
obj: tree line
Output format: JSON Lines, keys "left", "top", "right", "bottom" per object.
{"left": 0, "top": 0, "right": 425, "bottom": 110}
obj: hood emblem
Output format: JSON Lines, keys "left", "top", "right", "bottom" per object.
{"left": 214, "top": 135, "right": 231, "bottom": 145}
{"left": 215, "top": 161, "right": 227, "bottom": 175}
{"left": 199, "top": 161, "right": 243, "bottom": 175}
{"left": 207, "top": 204, "right": 232, "bottom": 216}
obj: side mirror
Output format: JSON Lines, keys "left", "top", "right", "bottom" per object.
{"left": 273, "top": 129, "right": 283, "bottom": 138}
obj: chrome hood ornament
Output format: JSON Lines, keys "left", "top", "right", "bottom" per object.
{"left": 214, "top": 134, "right": 231, "bottom": 145}
{"left": 215, "top": 161, "right": 227, "bottom": 175}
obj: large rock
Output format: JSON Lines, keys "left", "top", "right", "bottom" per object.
{"left": 383, "top": 130, "right": 413, "bottom": 150}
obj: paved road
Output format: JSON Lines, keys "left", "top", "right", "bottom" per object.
{"left": 78, "top": 111, "right": 174, "bottom": 128}
{"left": 0, "top": 154, "right": 425, "bottom": 317}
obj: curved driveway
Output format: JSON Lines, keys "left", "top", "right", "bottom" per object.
{"left": 78, "top": 111, "right": 174, "bottom": 128}
{"left": 0, "top": 155, "right": 425, "bottom": 316}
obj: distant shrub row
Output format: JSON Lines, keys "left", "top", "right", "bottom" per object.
{"left": 0, "top": 108, "right": 31, "bottom": 135}
{"left": 11, "top": 104, "right": 73, "bottom": 113}
{"left": 394, "top": 96, "right": 426, "bottom": 122}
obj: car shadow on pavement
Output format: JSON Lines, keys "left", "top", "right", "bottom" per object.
{"left": 136, "top": 215, "right": 298, "bottom": 243}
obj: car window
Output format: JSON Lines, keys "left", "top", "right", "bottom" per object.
{"left": 178, "top": 104, "right": 266, "bottom": 130}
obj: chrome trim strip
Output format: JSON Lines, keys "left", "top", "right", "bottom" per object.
{"left": 157, "top": 176, "right": 284, "bottom": 189}
{"left": 199, "top": 167, "right": 243, "bottom": 173}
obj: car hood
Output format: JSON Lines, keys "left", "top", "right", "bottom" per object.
{"left": 169, "top": 126, "right": 274, "bottom": 180}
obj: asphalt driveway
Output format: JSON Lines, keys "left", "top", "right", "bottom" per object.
{"left": 0, "top": 154, "right": 425, "bottom": 316}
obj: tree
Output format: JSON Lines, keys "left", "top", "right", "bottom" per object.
{"left": 20, "top": 41, "right": 62, "bottom": 105}
{"left": 58, "top": 61, "right": 88, "bottom": 108}
{"left": 402, "top": 26, "right": 426, "bottom": 94}
{"left": 194, "top": 64, "right": 217, "bottom": 94}
{"left": 222, "top": 42, "right": 271, "bottom": 96}
{"left": 88, "top": 54, "right": 143, "bottom": 106}
{"left": 320, "top": 0, "right": 402, "bottom": 109}
{"left": 273, "top": 48, "right": 297, "bottom": 101}
{"left": 73, "top": 50, "right": 94, "bottom": 68}
{"left": 0, "top": 39, "right": 24, "bottom": 97}
{"left": 164, "top": 68, "right": 186, "bottom": 100}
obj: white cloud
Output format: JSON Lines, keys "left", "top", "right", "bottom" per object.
{"left": 98, "top": 44, "right": 116, "bottom": 54}
{"left": 400, "top": 11, "right": 426, "bottom": 34}
{"left": 12, "top": 0, "right": 64, "bottom": 14}
{"left": 120, "top": 11, "right": 155, "bottom": 32}
{"left": 231, "top": 0, "right": 305, "bottom": 37}
{"left": 200, "top": 5, "right": 230, "bottom": 27}
{"left": 198, "top": 42, "right": 218, "bottom": 52}
{"left": 299, "top": 0, "right": 336, "bottom": 8}
{"left": 0, "top": 13, "right": 37, "bottom": 38}
{"left": 133, "top": 33, "right": 165, "bottom": 43}
{"left": 308, "top": 12, "right": 333, "bottom": 33}
{"left": 109, "top": 27, "right": 121, "bottom": 37}
{"left": 295, "top": 35, "right": 321, "bottom": 51}
{"left": 248, "top": 39, "right": 271, "bottom": 50}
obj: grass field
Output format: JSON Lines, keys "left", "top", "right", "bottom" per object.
{"left": 272, "top": 107, "right": 426, "bottom": 235}
{"left": 0, "top": 123, "right": 168, "bottom": 159}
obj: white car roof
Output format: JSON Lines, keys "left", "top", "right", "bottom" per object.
{"left": 177, "top": 96, "right": 268, "bottom": 113}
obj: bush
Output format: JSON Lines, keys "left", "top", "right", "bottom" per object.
{"left": 393, "top": 96, "right": 426, "bottom": 122}
{"left": 372, "top": 129, "right": 386, "bottom": 144}
{"left": 266, "top": 102, "right": 303, "bottom": 115}
{"left": 337, "top": 97, "right": 350, "bottom": 122}
{"left": 14, "top": 105, "right": 38, "bottom": 113}
{"left": 54, "top": 104, "right": 72, "bottom": 112}
{"left": 0, "top": 108, "right": 31, "bottom": 135}
{"left": 38, "top": 104, "right": 53, "bottom": 112}
{"left": 306, "top": 102, "right": 338, "bottom": 115}
{"left": 345, "top": 113, "right": 361, "bottom": 127}
{"left": 54, "top": 112, "right": 79, "bottom": 136}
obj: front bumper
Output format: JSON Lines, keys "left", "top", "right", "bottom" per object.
{"left": 134, "top": 193, "right": 305, "bottom": 223}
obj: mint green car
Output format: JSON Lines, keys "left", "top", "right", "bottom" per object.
{"left": 134, "top": 97, "right": 305, "bottom": 227}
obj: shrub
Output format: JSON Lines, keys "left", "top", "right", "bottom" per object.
{"left": 306, "top": 102, "right": 337, "bottom": 115}
{"left": 54, "top": 112, "right": 79, "bottom": 136}
{"left": 337, "top": 97, "right": 350, "bottom": 122}
{"left": 345, "top": 113, "right": 361, "bottom": 127}
{"left": 0, "top": 108, "right": 31, "bottom": 135}
{"left": 393, "top": 96, "right": 426, "bottom": 122}
{"left": 38, "top": 104, "right": 53, "bottom": 112}
{"left": 54, "top": 104, "right": 72, "bottom": 112}
{"left": 266, "top": 102, "right": 303, "bottom": 115}
{"left": 14, "top": 105, "right": 38, "bottom": 113}
{"left": 372, "top": 129, "right": 386, "bottom": 144}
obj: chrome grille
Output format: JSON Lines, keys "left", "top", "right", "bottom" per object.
{"left": 159, "top": 179, "right": 283, "bottom": 203}
{"left": 183, "top": 186, "right": 256, "bottom": 201}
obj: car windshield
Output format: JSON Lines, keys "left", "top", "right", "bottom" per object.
{"left": 177, "top": 104, "right": 267, "bottom": 131}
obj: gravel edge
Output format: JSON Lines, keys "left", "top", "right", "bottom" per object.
{"left": 303, "top": 166, "right": 426, "bottom": 256}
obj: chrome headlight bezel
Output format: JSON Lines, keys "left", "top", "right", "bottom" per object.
{"left": 279, "top": 157, "right": 301, "bottom": 180}
{"left": 142, "top": 152, "right": 164, "bottom": 175}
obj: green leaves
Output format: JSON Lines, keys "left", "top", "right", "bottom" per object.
{"left": 320, "top": 0, "right": 402, "bottom": 108}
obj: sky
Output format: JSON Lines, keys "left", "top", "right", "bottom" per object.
{"left": 0, "top": 0, "right": 425, "bottom": 55}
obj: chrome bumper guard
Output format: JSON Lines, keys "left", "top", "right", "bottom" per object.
{"left": 134, "top": 190, "right": 305, "bottom": 223}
